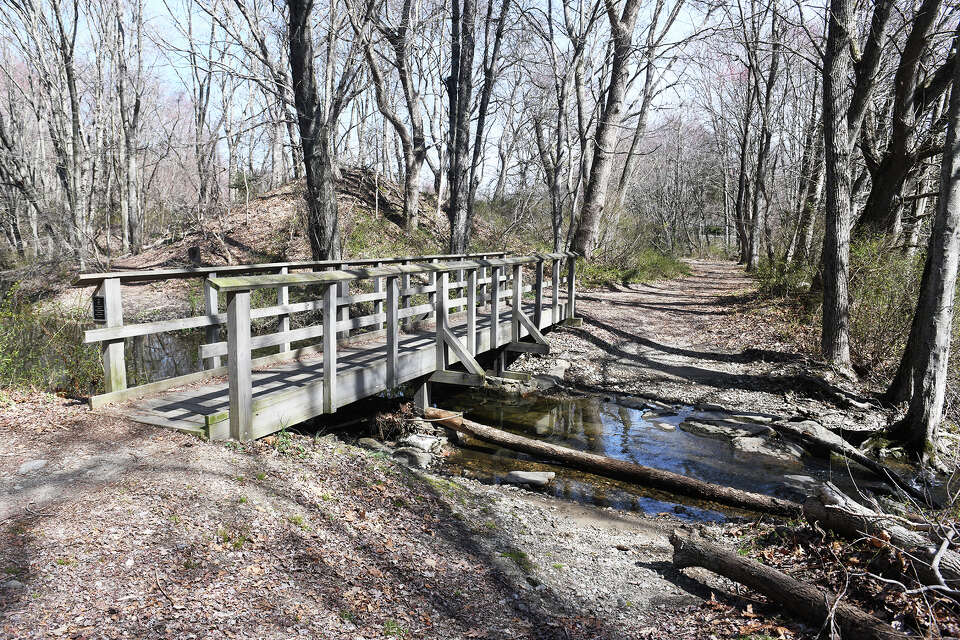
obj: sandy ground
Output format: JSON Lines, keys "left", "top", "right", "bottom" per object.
{"left": 1, "top": 260, "right": 888, "bottom": 639}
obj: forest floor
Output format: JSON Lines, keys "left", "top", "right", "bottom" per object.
{"left": 1, "top": 260, "right": 934, "bottom": 640}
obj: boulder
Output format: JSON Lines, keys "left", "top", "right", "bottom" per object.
{"left": 357, "top": 438, "right": 392, "bottom": 454}
{"left": 503, "top": 471, "right": 556, "bottom": 487}
{"left": 731, "top": 436, "right": 804, "bottom": 461}
{"left": 680, "top": 420, "right": 771, "bottom": 439}
{"left": 392, "top": 447, "right": 432, "bottom": 469}
{"left": 398, "top": 434, "right": 440, "bottom": 453}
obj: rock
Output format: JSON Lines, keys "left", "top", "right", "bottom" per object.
{"left": 4, "top": 580, "right": 25, "bottom": 591}
{"left": 648, "top": 419, "right": 677, "bottom": 431}
{"left": 731, "top": 436, "right": 804, "bottom": 461}
{"left": 782, "top": 474, "right": 818, "bottom": 490}
{"left": 392, "top": 447, "right": 432, "bottom": 469}
{"left": 17, "top": 459, "right": 47, "bottom": 475}
{"left": 618, "top": 396, "right": 648, "bottom": 410}
{"left": 357, "top": 438, "right": 391, "bottom": 454}
{"left": 679, "top": 420, "right": 771, "bottom": 439}
{"left": 398, "top": 434, "right": 439, "bottom": 453}
{"left": 503, "top": 471, "right": 556, "bottom": 487}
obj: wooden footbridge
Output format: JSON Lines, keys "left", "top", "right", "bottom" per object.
{"left": 76, "top": 252, "right": 578, "bottom": 441}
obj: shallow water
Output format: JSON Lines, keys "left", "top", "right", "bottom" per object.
{"left": 439, "top": 390, "right": 904, "bottom": 522}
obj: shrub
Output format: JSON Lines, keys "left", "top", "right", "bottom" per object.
{"left": 579, "top": 249, "right": 689, "bottom": 286}
{"left": 0, "top": 285, "right": 101, "bottom": 396}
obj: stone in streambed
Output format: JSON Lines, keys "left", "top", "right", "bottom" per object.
{"left": 398, "top": 434, "right": 440, "bottom": 453}
{"left": 17, "top": 459, "right": 47, "bottom": 475}
{"left": 731, "top": 436, "right": 804, "bottom": 461}
{"left": 503, "top": 471, "right": 555, "bottom": 487}
{"left": 357, "top": 438, "right": 392, "bottom": 454}
{"left": 392, "top": 447, "right": 432, "bottom": 469}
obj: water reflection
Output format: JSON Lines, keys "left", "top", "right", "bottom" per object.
{"left": 440, "top": 390, "right": 892, "bottom": 522}
{"left": 125, "top": 330, "right": 204, "bottom": 387}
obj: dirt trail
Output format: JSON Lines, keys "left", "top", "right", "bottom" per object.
{"left": 518, "top": 259, "right": 884, "bottom": 433}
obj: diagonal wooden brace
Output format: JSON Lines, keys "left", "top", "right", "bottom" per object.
{"left": 512, "top": 307, "right": 549, "bottom": 347}
{"left": 439, "top": 325, "right": 486, "bottom": 376}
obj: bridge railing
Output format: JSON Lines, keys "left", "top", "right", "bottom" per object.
{"left": 75, "top": 252, "right": 518, "bottom": 407}
{"left": 208, "top": 253, "right": 578, "bottom": 441}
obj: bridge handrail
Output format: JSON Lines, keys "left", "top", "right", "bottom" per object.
{"left": 207, "top": 253, "right": 576, "bottom": 292}
{"left": 72, "top": 251, "right": 508, "bottom": 286}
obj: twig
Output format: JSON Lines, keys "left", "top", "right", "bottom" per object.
{"left": 155, "top": 566, "right": 175, "bottom": 605}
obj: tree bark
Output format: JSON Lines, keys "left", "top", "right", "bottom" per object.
{"left": 669, "top": 528, "right": 912, "bottom": 640}
{"left": 820, "top": 0, "right": 853, "bottom": 367}
{"left": 446, "top": 0, "right": 477, "bottom": 253}
{"left": 884, "top": 26, "right": 960, "bottom": 463}
{"left": 424, "top": 408, "right": 800, "bottom": 516}
{"left": 570, "top": 0, "right": 643, "bottom": 259}
{"left": 287, "top": 0, "right": 340, "bottom": 260}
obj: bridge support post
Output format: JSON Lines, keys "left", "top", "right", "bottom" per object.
{"left": 567, "top": 255, "right": 577, "bottom": 319}
{"left": 534, "top": 257, "right": 544, "bottom": 328}
{"left": 489, "top": 265, "right": 501, "bottom": 351}
{"left": 323, "top": 284, "right": 338, "bottom": 413}
{"left": 203, "top": 273, "right": 221, "bottom": 370}
{"left": 467, "top": 269, "right": 477, "bottom": 355}
{"left": 413, "top": 378, "right": 430, "bottom": 412}
{"left": 428, "top": 257, "right": 438, "bottom": 323}
{"left": 552, "top": 258, "right": 561, "bottom": 324}
{"left": 435, "top": 271, "right": 449, "bottom": 371}
{"left": 386, "top": 276, "right": 398, "bottom": 388}
{"left": 98, "top": 277, "right": 127, "bottom": 393}
{"left": 512, "top": 264, "right": 522, "bottom": 342}
{"left": 226, "top": 290, "right": 252, "bottom": 441}
{"left": 374, "top": 261, "right": 385, "bottom": 331}
{"left": 277, "top": 266, "right": 290, "bottom": 353}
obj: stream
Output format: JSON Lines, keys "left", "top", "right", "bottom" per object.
{"left": 436, "top": 389, "right": 913, "bottom": 522}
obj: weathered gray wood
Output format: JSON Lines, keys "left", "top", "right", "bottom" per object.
{"left": 467, "top": 269, "right": 477, "bottom": 355}
{"left": 534, "top": 258, "right": 544, "bottom": 327}
{"left": 414, "top": 378, "right": 430, "bottom": 411}
{"left": 505, "top": 341, "right": 550, "bottom": 354}
{"left": 227, "top": 291, "right": 252, "bottom": 442}
{"left": 440, "top": 326, "right": 485, "bottom": 376}
{"left": 567, "top": 256, "right": 577, "bottom": 319}
{"left": 479, "top": 264, "right": 488, "bottom": 306}
{"left": 277, "top": 267, "right": 290, "bottom": 353}
{"left": 512, "top": 264, "right": 522, "bottom": 342}
{"left": 337, "top": 269, "right": 349, "bottom": 340}
{"left": 374, "top": 261, "right": 384, "bottom": 330}
{"left": 99, "top": 278, "right": 127, "bottom": 393}
{"left": 428, "top": 258, "right": 439, "bottom": 322}
{"left": 200, "top": 322, "right": 325, "bottom": 359}
{"left": 430, "top": 370, "right": 485, "bottom": 386}
{"left": 204, "top": 273, "right": 221, "bottom": 369}
{"left": 386, "top": 276, "right": 399, "bottom": 388}
{"left": 74, "top": 252, "right": 511, "bottom": 286}
{"left": 552, "top": 259, "right": 560, "bottom": 321}
{"left": 489, "top": 266, "right": 501, "bottom": 351}
{"left": 436, "top": 271, "right": 449, "bottom": 371}
{"left": 515, "top": 307, "right": 548, "bottom": 345}
{"left": 323, "top": 284, "right": 337, "bottom": 413}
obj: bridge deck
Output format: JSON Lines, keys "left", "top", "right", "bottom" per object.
{"left": 123, "top": 301, "right": 561, "bottom": 440}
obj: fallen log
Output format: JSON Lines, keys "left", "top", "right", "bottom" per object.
{"left": 768, "top": 419, "right": 936, "bottom": 507}
{"left": 669, "top": 528, "right": 912, "bottom": 640}
{"left": 424, "top": 407, "right": 801, "bottom": 516}
{"left": 804, "top": 483, "right": 960, "bottom": 588}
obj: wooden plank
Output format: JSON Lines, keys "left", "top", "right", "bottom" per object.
{"left": 515, "top": 307, "right": 548, "bottom": 345}
{"left": 567, "top": 255, "right": 577, "bottom": 319}
{"left": 126, "top": 411, "right": 207, "bottom": 436}
{"left": 505, "top": 341, "right": 550, "bottom": 355}
{"left": 277, "top": 267, "right": 290, "bottom": 353}
{"left": 493, "top": 370, "right": 532, "bottom": 382}
{"left": 429, "top": 370, "right": 485, "bottom": 387}
{"left": 208, "top": 256, "right": 542, "bottom": 292}
{"left": 552, "top": 259, "right": 560, "bottom": 323}
{"left": 466, "top": 269, "right": 477, "bottom": 355}
{"left": 204, "top": 273, "right": 221, "bottom": 369}
{"left": 386, "top": 276, "right": 398, "bottom": 388}
{"left": 490, "top": 266, "right": 501, "bottom": 351}
{"left": 99, "top": 278, "right": 127, "bottom": 393}
{"left": 227, "top": 291, "right": 253, "bottom": 442}
{"left": 512, "top": 264, "right": 522, "bottom": 342}
{"left": 435, "top": 271, "right": 448, "bottom": 371}
{"left": 323, "top": 284, "right": 337, "bottom": 413}
{"left": 374, "top": 261, "right": 384, "bottom": 331}
{"left": 534, "top": 257, "right": 544, "bottom": 327}
{"left": 74, "top": 252, "right": 510, "bottom": 286}
{"left": 440, "top": 326, "right": 485, "bottom": 376}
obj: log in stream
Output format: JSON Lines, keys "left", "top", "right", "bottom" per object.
{"left": 424, "top": 407, "right": 801, "bottom": 516}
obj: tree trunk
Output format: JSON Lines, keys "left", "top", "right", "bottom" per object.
{"left": 424, "top": 408, "right": 800, "bottom": 516}
{"left": 446, "top": 0, "right": 477, "bottom": 253}
{"left": 820, "top": 0, "right": 853, "bottom": 367}
{"left": 669, "top": 528, "right": 912, "bottom": 640}
{"left": 884, "top": 28, "right": 960, "bottom": 463}
{"left": 287, "top": 0, "right": 340, "bottom": 260}
{"left": 570, "top": 0, "right": 643, "bottom": 259}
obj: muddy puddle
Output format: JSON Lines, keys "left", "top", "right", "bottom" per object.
{"left": 436, "top": 389, "right": 909, "bottom": 522}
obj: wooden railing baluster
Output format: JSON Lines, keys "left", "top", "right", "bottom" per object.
{"left": 512, "top": 264, "right": 522, "bottom": 342}
{"left": 323, "top": 283, "right": 338, "bottom": 413}
{"left": 226, "top": 289, "right": 252, "bottom": 441}
{"left": 435, "top": 271, "right": 449, "bottom": 371}
{"left": 552, "top": 259, "right": 561, "bottom": 324}
{"left": 534, "top": 257, "right": 544, "bottom": 328}
{"left": 490, "top": 265, "right": 501, "bottom": 351}
{"left": 467, "top": 268, "right": 477, "bottom": 355}
{"left": 100, "top": 277, "right": 127, "bottom": 392}
{"left": 386, "top": 276, "right": 399, "bottom": 388}
{"left": 567, "top": 256, "right": 577, "bottom": 319}
{"left": 277, "top": 266, "right": 290, "bottom": 353}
